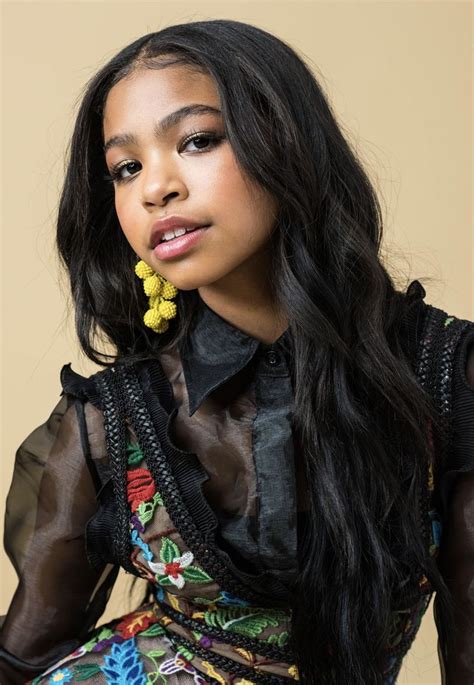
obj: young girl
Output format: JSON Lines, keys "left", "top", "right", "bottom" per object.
{"left": 0, "top": 18, "right": 473, "bottom": 685}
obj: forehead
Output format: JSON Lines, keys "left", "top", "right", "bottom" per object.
{"left": 103, "top": 65, "right": 220, "bottom": 134}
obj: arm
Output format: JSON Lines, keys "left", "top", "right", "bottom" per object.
{"left": 0, "top": 390, "right": 118, "bottom": 684}
{"left": 434, "top": 331, "right": 474, "bottom": 684}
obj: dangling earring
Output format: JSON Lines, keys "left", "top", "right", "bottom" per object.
{"left": 134, "top": 260, "right": 178, "bottom": 333}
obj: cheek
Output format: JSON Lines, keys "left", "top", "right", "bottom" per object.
{"left": 115, "top": 196, "right": 138, "bottom": 244}
{"left": 205, "top": 151, "right": 254, "bottom": 205}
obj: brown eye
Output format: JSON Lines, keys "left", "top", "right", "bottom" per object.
{"left": 116, "top": 161, "right": 141, "bottom": 180}
{"left": 181, "top": 131, "right": 223, "bottom": 153}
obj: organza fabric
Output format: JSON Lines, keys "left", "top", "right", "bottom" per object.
{"left": 0, "top": 291, "right": 473, "bottom": 684}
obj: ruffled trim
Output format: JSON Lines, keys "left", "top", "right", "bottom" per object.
{"left": 135, "top": 357, "right": 295, "bottom": 605}
{"left": 60, "top": 363, "right": 103, "bottom": 408}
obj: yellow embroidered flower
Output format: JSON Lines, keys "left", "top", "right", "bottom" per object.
{"left": 288, "top": 664, "right": 300, "bottom": 680}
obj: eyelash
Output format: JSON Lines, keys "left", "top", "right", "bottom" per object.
{"left": 104, "top": 130, "right": 224, "bottom": 185}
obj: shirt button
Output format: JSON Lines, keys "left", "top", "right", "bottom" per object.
{"left": 265, "top": 350, "right": 280, "bottom": 366}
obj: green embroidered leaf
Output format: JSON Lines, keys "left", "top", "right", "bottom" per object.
{"left": 266, "top": 631, "right": 289, "bottom": 647}
{"left": 137, "top": 493, "right": 163, "bottom": 525}
{"left": 189, "top": 595, "right": 217, "bottom": 605}
{"left": 127, "top": 441, "right": 144, "bottom": 465}
{"left": 182, "top": 565, "right": 213, "bottom": 584}
{"left": 74, "top": 664, "right": 103, "bottom": 680}
{"left": 230, "top": 615, "right": 280, "bottom": 637}
{"left": 146, "top": 649, "right": 167, "bottom": 658}
{"left": 160, "top": 536, "right": 180, "bottom": 563}
{"left": 98, "top": 626, "right": 114, "bottom": 640}
{"left": 204, "top": 607, "right": 287, "bottom": 638}
{"left": 158, "top": 574, "right": 173, "bottom": 586}
{"left": 176, "top": 645, "right": 195, "bottom": 661}
{"left": 81, "top": 625, "right": 113, "bottom": 652}
{"left": 140, "top": 623, "right": 166, "bottom": 637}
{"left": 145, "top": 675, "right": 159, "bottom": 685}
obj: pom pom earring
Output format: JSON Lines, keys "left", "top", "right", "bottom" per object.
{"left": 134, "top": 259, "right": 178, "bottom": 333}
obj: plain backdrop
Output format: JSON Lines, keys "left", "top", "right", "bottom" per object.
{"left": 1, "top": 2, "right": 472, "bottom": 683}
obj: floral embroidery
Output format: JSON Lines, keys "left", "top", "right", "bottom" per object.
{"left": 288, "top": 664, "right": 300, "bottom": 680}
{"left": 100, "top": 638, "right": 147, "bottom": 684}
{"left": 159, "top": 647, "right": 207, "bottom": 684}
{"left": 202, "top": 606, "right": 288, "bottom": 639}
{"left": 126, "top": 440, "right": 145, "bottom": 466}
{"left": 48, "top": 669, "right": 73, "bottom": 684}
{"left": 127, "top": 467, "right": 156, "bottom": 512}
{"left": 266, "top": 630, "right": 290, "bottom": 647}
{"left": 149, "top": 536, "right": 213, "bottom": 589}
{"left": 131, "top": 529, "right": 154, "bottom": 561}
{"left": 135, "top": 492, "right": 164, "bottom": 527}
{"left": 218, "top": 591, "right": 251, "bottom": 607}
{"left": 115, "top": 609, "right": 158, "bottom": 638}
{"left": 72, "top": 664, "right": 102, "bottom": 679}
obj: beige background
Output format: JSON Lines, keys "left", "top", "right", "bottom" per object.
{"left": 1, "top": 1, "right": 472, "bottom": 683}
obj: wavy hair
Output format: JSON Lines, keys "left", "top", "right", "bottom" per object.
{"left": 56, "top": 19, "right": 454, "bottom": 683}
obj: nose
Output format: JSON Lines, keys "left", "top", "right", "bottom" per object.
{"left": 140, "top": 157, "right": 188, "bottom": 208}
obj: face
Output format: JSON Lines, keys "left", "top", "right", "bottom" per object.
{"left": 102, "top": 63, "right": 279, "bottom": 294}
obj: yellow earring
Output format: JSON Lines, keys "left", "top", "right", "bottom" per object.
{"left": 134, "top": 260, "right": 178, "bottom": 333}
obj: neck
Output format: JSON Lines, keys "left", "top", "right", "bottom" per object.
{"left": 197, "top": 255, "right": 287, "bottom": 345}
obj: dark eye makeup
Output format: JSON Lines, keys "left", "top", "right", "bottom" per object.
{"left": 103, "top": 130, "right": 225, "bottom": 185}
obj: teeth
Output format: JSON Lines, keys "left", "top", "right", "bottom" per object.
{"left": 161, "top": 227, "right": 197, "bottom": 242}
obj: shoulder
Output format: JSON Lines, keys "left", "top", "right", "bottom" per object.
{"left": 60, "top": 363, "right": 103, "bottom": 407}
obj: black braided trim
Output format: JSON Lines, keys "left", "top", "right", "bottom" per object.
{"left": 164, "top": 630, "right": 294, "bottom": 685}
{"left": 414, "top": 307, "right": 471, "bottom": 542}
{"left": 414, "top": 306, "right": 471, "bottom": 455}
{"left": 154, "top": 599, "right": 293, "bottom": 662}
{"left": 382, "top": 307, "right": 471, "bottom": 662}
{"left": 378, "top": 306, "right": 473, "bottom": 663}
{"left": 116, "top": 363, "right": 280, "bottom": 605}
{"left": 93, "top": 369, "right": 136, "bottom": 575}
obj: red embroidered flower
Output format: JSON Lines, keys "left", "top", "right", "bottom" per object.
{"left": 127, "top": 467, "right": 156, "bottom": 512}
{"left": 115, "top": 609, "right": 156, "bottom": 638}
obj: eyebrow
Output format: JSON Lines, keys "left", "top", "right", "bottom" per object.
{"left": 103, "top": 104, "right": 222, "bottom": 154}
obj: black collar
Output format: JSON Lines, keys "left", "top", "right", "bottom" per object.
{"left": 179, "top": 297, "right": 292, "bottom": 416}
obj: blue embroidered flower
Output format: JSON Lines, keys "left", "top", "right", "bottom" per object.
{"left": 49, "top": 669, "right": 73, "bottom": 684}
{"left": 218, "top": 591, "right": 251, "bottom": 606}
{"left": 100, "top": 638, "right": 147, "bottom": 685}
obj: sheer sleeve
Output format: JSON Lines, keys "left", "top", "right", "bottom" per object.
{"left": 0, "top": 372, "right": 119, "bottom": 684}
{"left": 434, "top": 326, "right": 474, "bottom": 684}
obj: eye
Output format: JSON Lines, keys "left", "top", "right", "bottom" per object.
{"left": 180, "top": 131, "right": 224, "bottom": 152}
{"left": 106, "top": 160, "right": 141, "bottom": 183}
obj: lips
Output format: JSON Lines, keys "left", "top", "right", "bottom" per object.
{"left": 150, "top": 216, "right": 209, "bottom": 249}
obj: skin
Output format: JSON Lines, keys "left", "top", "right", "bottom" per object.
{"left": 102, "top": 63, "right": 288, "bottom": 344}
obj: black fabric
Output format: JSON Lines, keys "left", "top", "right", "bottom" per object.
{"left": 137, "top": 358, "right": 295, "bottom": 603}
{"left": 1, "top": 281, "right": 473, "bottom": 684}
{"left": 179, "top": 296, "right": 294, "bottom": 417}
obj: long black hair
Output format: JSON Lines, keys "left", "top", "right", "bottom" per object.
{"left": 56, "top": 19, "right": 454, "bottom": 683}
